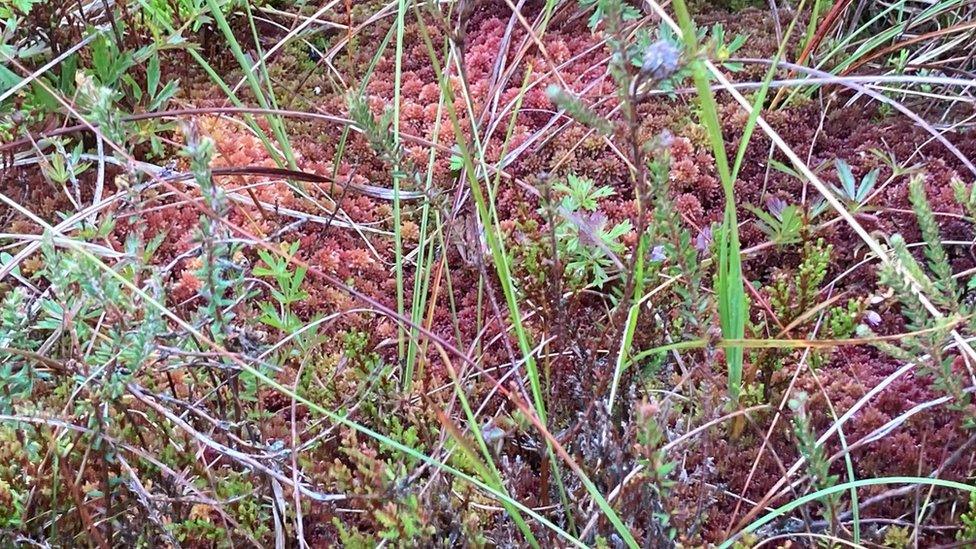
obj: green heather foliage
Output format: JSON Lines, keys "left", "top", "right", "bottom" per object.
{"left": 864, "top": 179, "right": 976, "bottom": 424}
{"left": 790, "top": 391, "right": 840, "bottom": 530}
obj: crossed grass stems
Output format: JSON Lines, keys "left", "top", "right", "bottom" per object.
{"left": 2, "top": 0, "right": 976, "bottom": 545}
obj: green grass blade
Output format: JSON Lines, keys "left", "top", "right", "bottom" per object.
{"left": 204, "top": 0, "right": 297, "bottom": 170}
{"left": 393, "top": 0, "right": 408, "bottom": 379}
{"left": 133, "top": 0, "right": 287, "bottom": 170}
{"left": 441, "top": 356, "right": 541, "bottom": 547}
{"left": 672, "top": 0, "right": 747, "bottom": 406}
{"left": 731, "top": 0, "right": 806, "bottom": 181}
{"left": 718, "top": 476, "right": 976, "bottom": 548}
{"left": 607, "top": 233, "right": 646, "bottom": 412}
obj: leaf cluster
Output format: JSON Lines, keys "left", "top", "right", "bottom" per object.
{"left": 547, "top": 173, "right": 633, "bottom": 289}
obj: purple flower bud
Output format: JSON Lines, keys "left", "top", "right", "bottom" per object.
{"left": 642, "top": 40, "right": 681, "bottom": 81}
{"left": 650, "top": 245, "right": 666, "bottom": 262}
{"left": 766, "top": 196, "right": 787, "bottom": 219}
{"left": 657, "top": 130, "right": 674, "bottom": 149}
{"left": 574, "top": 212, "right": 608, "bottom": 247}
{"left": 695, "top": 226, "right": 713, "bottom": 253}
{"left": 864, "top": 310, "right": 882, "bottom": 327}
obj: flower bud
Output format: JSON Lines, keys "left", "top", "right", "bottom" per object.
{"left": 641, "top": 40, "right": 681, "bottom": 81}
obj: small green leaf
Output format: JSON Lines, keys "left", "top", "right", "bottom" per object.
{"left": 835, "top": 159, "right": 856, "bottom": 199}
{"left": 148, "top": 80, "right": 179, "bottom": 111}
{"left": 449, "top": 153, "right": 464, "bottom": 172}
{"left": 147, "top": 52, "right": 160, "bottom": 97}
{"left": 857, "top": 168, "right": 879, "bottom": 202}
{"left": 768, "top": 158, "right": 800, "bottom": 179}
{"left": 0, "top": 252, "right": 20, "bottom": 277}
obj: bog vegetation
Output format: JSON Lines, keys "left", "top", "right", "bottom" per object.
{"left": 1, "top": 0, "right": 975, "bottom": 546}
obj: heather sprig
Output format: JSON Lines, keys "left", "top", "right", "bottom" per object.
{"left": 182, "top": 124, "right": 247, "bottom": 346}
{"left": 790, "top": 391, "right": 841, "bottom": 534}
{"left": 865, "top": 183, "right": 976, "bottom": 418}
{"left": 908, "top": 175, "right": 959, "bottom": 307}
{"left": 0, "top": 286, "right": 35, "bottom": 414}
